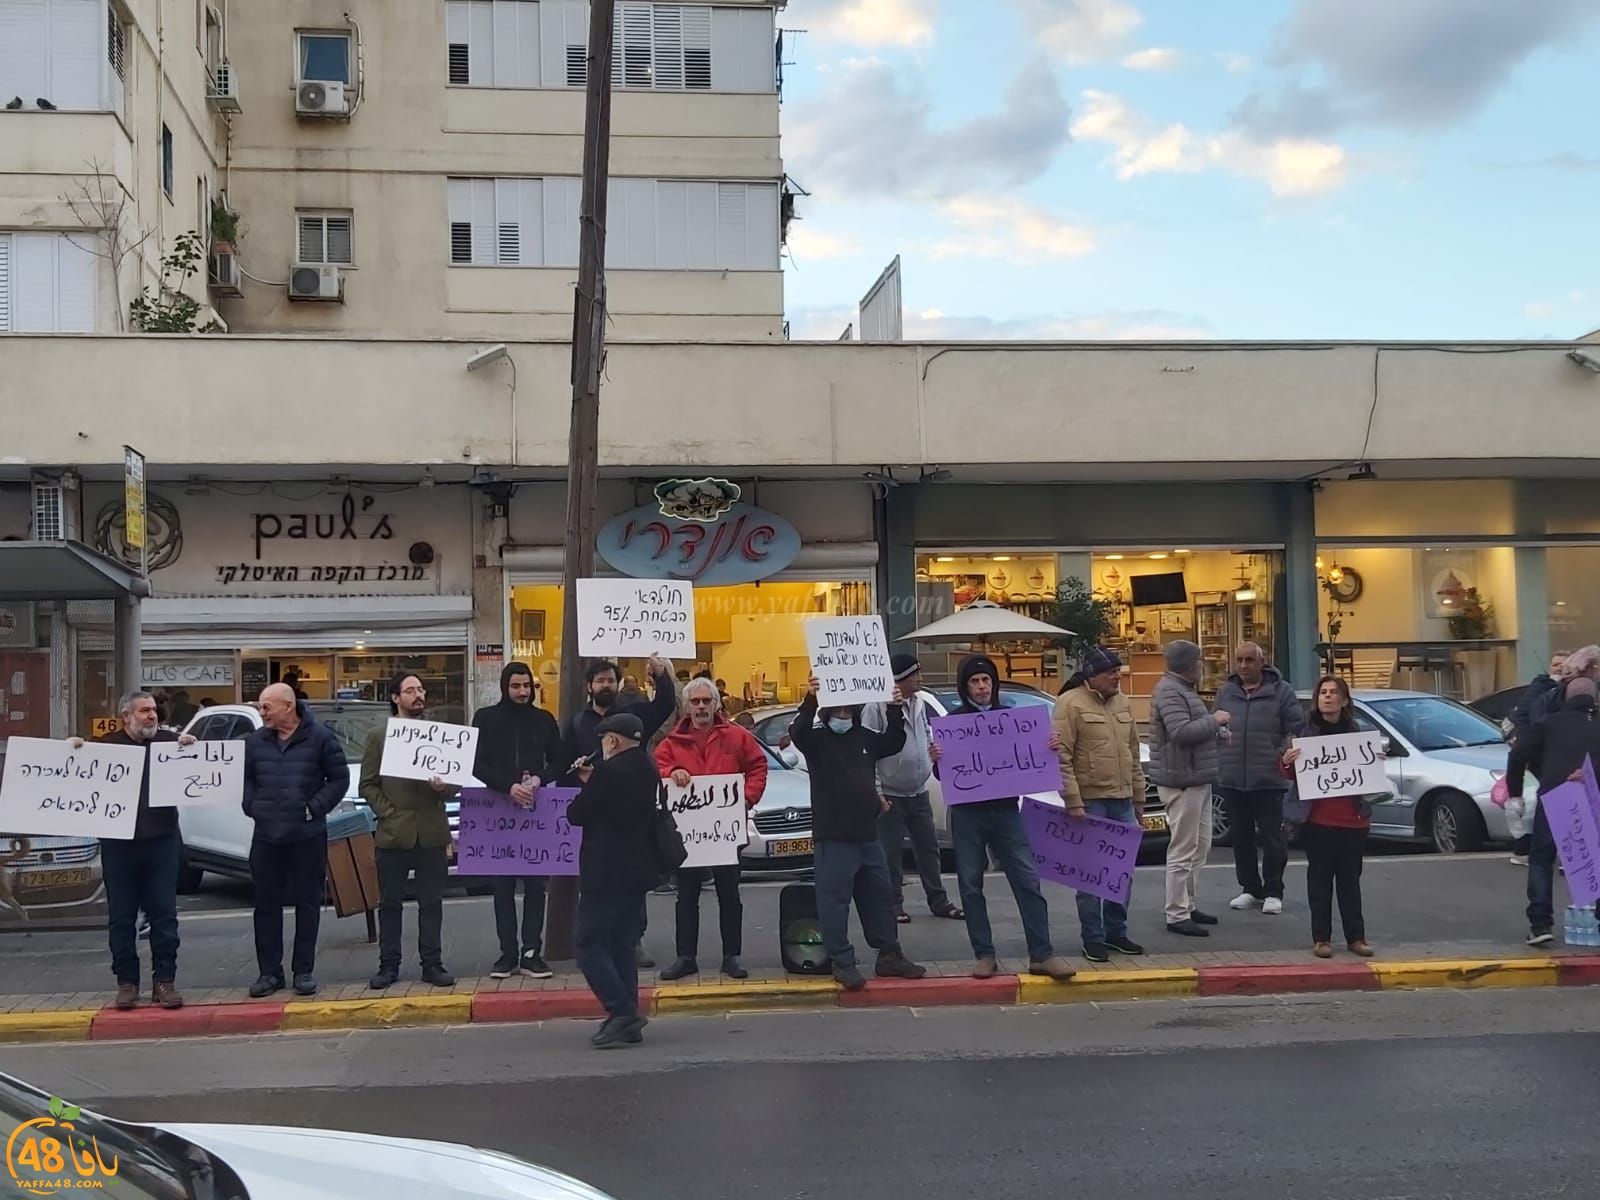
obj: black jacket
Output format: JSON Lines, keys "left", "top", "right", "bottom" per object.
{"left": 473, "top": 665, "right": 572, "bottom": 794}
{"left": 241, "top": 703, "right": 348, "bottom": 844}
{"left": 562, "top": 667, "right": 677, "bottom": 769}
{"left": 1214, "top": 667, "right": 1305, "bottom": 791}
{"left": 567, "top": 745, "right": 660, "bottom": 894}
{"left": 94, "top": 729, "right": 180, "bottom": 841}
{"left": 939, "top": 653, "right": 1025, "bottom": 815}
{"left": 1510, "top": 674, "right": 1562, "bottom": 743}
{"left": 1508, "top": 695, "right": 1600, "bottom": 800}
{"left": 789, "top": 693, "right": 905, "bottom": 842}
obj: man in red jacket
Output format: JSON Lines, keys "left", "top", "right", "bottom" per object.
{"left": 654, "top": 677, "right": 768, "bottom": 980}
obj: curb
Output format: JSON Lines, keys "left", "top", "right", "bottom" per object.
{"left": 7, "top": 955, "right": 1598, "bottom": 1043}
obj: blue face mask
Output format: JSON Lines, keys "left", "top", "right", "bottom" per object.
{"left": 826, "top": 717, "right": 853, "bottom": 735}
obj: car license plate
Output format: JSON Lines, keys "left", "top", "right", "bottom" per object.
{"left": 1139, "top": 814, "right": 1168, "bottom": 833}
{"left": 769, "top": 838, "right": 813, "bottom": 857}
{"left": 17, "top": 868, "right": 91, "bottom": 888}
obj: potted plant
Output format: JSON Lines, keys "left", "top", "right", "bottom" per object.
{"left": 210, "top": 198, "right": 241, "bottom": 252}
{"left": 1446, "top": 587, "right": 1494, "bottom": 640}
{"left": 1049, "top": 576, "right": 1118, "bottom": 673}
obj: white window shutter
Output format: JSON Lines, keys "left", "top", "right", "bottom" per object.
{"left": 684, "top": 6, "right": 713, "bottom": 90}
{"left": 618, "top": 3, "right": 651, "bottom": 87}
{"left": 54, "top": 233, "right": 97, "bottom": 330}
{"left": 745, "top": 182, "right": 780, "bottom": 269}
{"left": 323, "top": 216, "right": 354, "bottom": 264}
{"left": 711, "top": 6, "right": 771, "bottom": 93}
{"left": 297, "top": 215, "right": 323, "bottom": 262}
{"left": 626, "top": 177, "right": 657, "bottom": 267}
{"left": 47, "top": 0, "right": 102, "bottom": 110}
{"left": 470, "top": 177, "right": 495, "bottom": 265}
{"left": 491, "top": 0, "right": 518, "bottom": 86}
{"left": 542, "top": 0, "right": 585, "bottom": 87}
{"left": 715, "top": 184, "right": 748, "bottom": 269}
{"left": 468, "top": 0, "right": 494, "bottom": 85}
{"left": 544, "top": 177, "right": 581, "bottom": 268}
{"left": 516, "top": 0, "right": 541, "bottom": 86}
{"left": 494, "top": 178, "right": 522, "bottom": 263}
{"left": 518, "top": 177, "right": 544, "bottom": 265}
{"left": 685, "top": 182, "right": 718, "bottom": 268}
{"left": 651, "top": 5, "right": 683, "bottom": 89}
{"left": 0, "top": 236, "right": 11, "bottom": 332}
{"left": 655, "top": 181, "right": 688, "bottom": 269}
{"left": 0, "top": 1, "right": 49, "bottom": 109}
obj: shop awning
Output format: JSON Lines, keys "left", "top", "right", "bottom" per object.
{"left": 0, "top": 540, "right": 149, "bottom": 601}
{"left": 138, "top": 594, "right": 473, "bottom": 651}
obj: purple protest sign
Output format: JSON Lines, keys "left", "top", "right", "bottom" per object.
{"left": 1019, "top": 797, "right": 1142, "bottom": 905}
{"left": 1541, "top": 780, "right": 1600, "bottom": 906}
{"left": 455, "top": 786, "right": 581, "bottom": 877}
{"left": 931, "top": 707, "right": 1060, "bottom": 805}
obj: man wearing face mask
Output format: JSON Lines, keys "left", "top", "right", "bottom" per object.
{"left": 568, "top": 713, "right": 661, "bottom": 1049}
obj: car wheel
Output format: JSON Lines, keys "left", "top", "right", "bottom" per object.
{"left": 1429, "top": 791, "right": 1486, "bottom": 854}
{"left": 175, "top": 845, "right": 204, "bottom": 895}
{"left": 1210, "top": 791, "right": 1233, "bottom": 848}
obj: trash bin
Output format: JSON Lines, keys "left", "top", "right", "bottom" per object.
{"left": 779, "top": 882, "right": 831, "bottom": 975}
{"left": 325, "top": 806, "right": 380, "bottom": 943}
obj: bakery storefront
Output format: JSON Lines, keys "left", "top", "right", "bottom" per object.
{"left": 501, "top": 479, "right": 878, "bottom": 716}
{"left": 85, "top": 483, "right": 475, "bottom": 722}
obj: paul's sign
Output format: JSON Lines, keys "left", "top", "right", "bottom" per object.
{"left": 596, "top": 502, "right": 801, "bottom": 586}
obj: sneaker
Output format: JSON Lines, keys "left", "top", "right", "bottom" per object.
{"left": 972, "top": 956, "right": 999, "bottom": 978}
{"left": 369, "top": 968, "right": 398, "bottom": 990}
{"left": 1229, "top": 893, "right": 1262, "bottom": 910}
{"left": 520, "top": 951, "right": 554, "bottom": 979}
{"left": 721, "top": 956, "right": 749, "bottom": 980}
{"left": 1527, "top": 928, "right": 1554, "bottom": 947}
{"left": 422, "top": 966, "right": 456, "bottom": 988}
{"left": 659, "top": 957, "right": 699, "bottom": 981}
{"left": 152, "top": 981, "right": 184, "bottom": 1010}
{"left": 1510, "top": 854, "right": 1530, "bottom": 867}
{"left": 1262, "top": 898, "right": 1284, "bottom": 916}
{"left": 1106, "top": 936, "right": 1145, "bottom": 956}
{"left": 489, "top": 957, "right": 518, "bottom": 980}
{"left": 1028, "top": 956, "right": 1077, "bottom": 981}
{"left": 114, "top": 982, "right": 140, "bottom": 1011}
{"left": 1082, "top": 942, "right": 1111, "bottom": 964}
{"left": 248, "top": 975, "right": 285, "bottom": 999}
{"left": 875, "top": 951, "right": 927, "bottom": 980}
{"left": 1191, "top": 910, "right": 1219, "bottom": 926}
{"left": 292, "top": 974, "right": 318, "bottom": 997}
{"left": 1167, "top": 920, "right": 1210, "bottom": 938}
{"left": 832, "top": 963, "right": 867, "bottom": 991}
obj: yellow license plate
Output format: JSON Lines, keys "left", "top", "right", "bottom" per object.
{"left": 18, "top": 868, "right": 92, "bottom": 888}
{"left": 769, "top": 838, "right": 814, "bottom": 857}
{"left": 1140, "top": 815, "right": 1168, "bottom": 833}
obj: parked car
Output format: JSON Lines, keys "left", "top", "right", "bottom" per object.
{"left": 0, "top": 835, "right": 104, "bottom": 927}
{"left": 1469, "top": 685, "right": 1527, "bottom": 737}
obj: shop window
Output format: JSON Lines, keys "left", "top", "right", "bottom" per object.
{"left": 335, "top": 652, "right": 467, "bottom": 724}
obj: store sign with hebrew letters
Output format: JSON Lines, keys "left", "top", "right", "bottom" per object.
{"left": 596, "top": 479, "right": 801, "bottom": 586}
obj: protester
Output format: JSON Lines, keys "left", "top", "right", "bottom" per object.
{"left": 1283, "top": 676, "right": 1376, "bottom": 959}
{"left": 472, "top": 662, "right": 570, "bottom": 980}
{"left": 788, "top": 675, "right": 927, "bottom": 990}
{"left": 1214, "top": 642, "right": 1305, "bottom": 916}
{"left": 1507, "top": 650, "right": 1569, "bottom": 865}
{"left": 241, "top": 683, "right": 347, "bottom": 998}
{"left": 1150, "top": 640, "right": 1226, "bottom": 937}
{"left": 1506, "top": 675, "right": 1600, "bottom": 947}
{"left": 1053, "top": 647, "right": 1147, "bottom": 962}
{"left": 654, "top": 677, "right": 768, "bottom": 980}
{"left": 617, "top": 674, "right": 648, "bottom": 709}
{"left": 169, "top": 690, "right": 199, "bottom": 729}
{"left": 73, "top": 693, "right": 195, "bottom": 1010}
{"left": 863, "top": 653, "right": 962, "bottom": 925}
{"left": 568, "top": 713, "right": 660, "bottom": 1049}
{"left": 360, "top": 672, "right": 458, "bottom": 991}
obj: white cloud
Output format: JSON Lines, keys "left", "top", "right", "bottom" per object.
{"left": 1011, "top": 0, "right": 1144, "bottom": 63}
{"left": 1218, "top": 52, "right": 1253, "bottom": 73}
{"left": 1526, "top": 301, "right": 1556, "bottom": 320}
{"left": 928, "top": 196, "right": 1097, "bottom": 263}
{"left": 802, "top": 0, "right": 937, "bottom": 48}
{"left": 1122, "top": 47, "right": 1181, "bottom": 71}
{"left": 784, "top": 225, "right": 864, "bottom": 261}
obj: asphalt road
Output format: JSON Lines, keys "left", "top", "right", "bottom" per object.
{"left": 8, "top": 988, "right": 1600, "bottom": 1200}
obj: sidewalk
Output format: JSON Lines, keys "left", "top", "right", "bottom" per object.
{"left": 1, "top": 854, "right": 1592, "bottom": 1041}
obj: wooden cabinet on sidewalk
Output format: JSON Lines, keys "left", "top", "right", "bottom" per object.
{"left": 326, "top": 830, "right": 379, "bottom": 942}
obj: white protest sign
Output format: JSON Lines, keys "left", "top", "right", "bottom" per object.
{"left": 379, "top": 718, "right": 480, "bottom": 787}
{"left": 576, "top": 578, "right": 696, "bottom": 658}
{"left": 1292, "top": 731, "right": 1386, "bottom": 799}
{"left": 148, "top": 740, "right": 245, "bottom": 807}
{"left": 663, "top": 773, "right": 746, "bottom": 868}
{"left": 803, "top": 615, "right": 893, "bottom": 707}
{"left": 0, "top": 737, "right": 147, "bottom": 839}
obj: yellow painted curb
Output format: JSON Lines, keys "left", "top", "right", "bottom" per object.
{"left": 0, "top": 1010, "right": 97, "bottom": 1043}
{"left": 282, "top": 993, "right": 473, "bottom": 1031}
{"left": 1019, "top": 969, "right": 1200, "bottom": 1004}
{"left": 1372, "top": 958, "right": 1559, "bottom": 990}
{"left": 653, "top": 979, "right": 840, "bottom": 1015}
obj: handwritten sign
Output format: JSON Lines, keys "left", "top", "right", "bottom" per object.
{"left": 147, "top": 740, "right": 244, "bottom": 807}
{"left": 1542, "top": 779, "right": 1600, "bottom": 905}
{"left": 379, "top": 718, "right": 480, "bottom": 787}
{"left": 576, "top": 578, "right": 695, "bottom": 658}
{"left": 1291, "top": 732, "right": 1386, "bottom": 799}
{"left": 931, "top": 707, "right": 1058, "bottom": 804}
{"left": 803, "top": 615, "right": 892, "bottom": 708}
{"left": 0, "top": 737, "right": 147, "bottom": 839}
{"left": 1020, "top": 797, "right": 1142, "bottom": 905}
{"left": 663, "top": 773, "right": 746, "bottom": 868}
{"left": 455, "top": 786, "right": 581, "bottom": 876}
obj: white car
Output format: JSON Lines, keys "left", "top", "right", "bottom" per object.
{"left": 0, "top": 1071, "right": 617, "bottom": 1199}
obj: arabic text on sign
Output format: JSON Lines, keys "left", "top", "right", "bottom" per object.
{"left": 663, "top": 773, "right": 746, "bottom": 868}
{"left": 1290, "top": 732, "right": 1385, "bottom": 799}
{"left": 148, "top": 740, "right": 245, "bottom": 807}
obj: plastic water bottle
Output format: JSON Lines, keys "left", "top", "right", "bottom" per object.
{"left": 1563, "top": 905, "right": 1579, "bottom": 946}
{"left": 1585, "top": 907, "right": 1600, "bottom": 947}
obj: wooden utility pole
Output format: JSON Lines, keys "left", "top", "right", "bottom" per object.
{"left": 546, "top": 0, "right": 616, "bottom": 963}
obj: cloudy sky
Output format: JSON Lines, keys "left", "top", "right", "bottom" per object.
{"left": 777, "top": 0, "right": 1600, "bottom": 341}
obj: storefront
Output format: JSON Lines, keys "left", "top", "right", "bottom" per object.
{"left": 82, "top": 482, "right": 475, "bottom": 721}
{"left": 500, "top": 479, "right": 879, "bottom": 716}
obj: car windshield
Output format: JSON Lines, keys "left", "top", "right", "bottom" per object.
{"left": 1366, "top": 696, "right": 1507, "bottom": 751}
{"left": 307, "top": 703, "right": 391, "bottom": 761}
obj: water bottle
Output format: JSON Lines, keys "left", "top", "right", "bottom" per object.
{"left": 1564, "top": 905, "right": 1578, "bottom": 945}
{"left": 1586, "top": 907, "right": 1599, "bottom": 947}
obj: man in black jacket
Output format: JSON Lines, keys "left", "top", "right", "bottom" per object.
{"left": 473, "top": 662, "right": 571, "bottom": 980}
{"left": 568, "top": 713, "right": 659, "bottom": 1049}
{"left": 75, "top": 692, "right": 197, "bottom": 1012}
{"left": 1507, "top": 676, "right": 1600, "bottom": 946}
{"left": 241, "top": 683, "right": 348, "bottom": 998}
{"left": 788, "top": 675, "right": 926, "bottom": 991}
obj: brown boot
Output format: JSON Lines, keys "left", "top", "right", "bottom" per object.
{"left": 1029, "top": 956, "right": 1078, "bottom": 981}
{"left": 152, "top": 981, "right": 184, "bottom": 1009}
{"left": 1347, "top": 940, "right": 1374, "bottom": 958}
{"left": 1313, "top": 942, "right": 1334, "bottom": 959}
{"left": 114, "top": 983, "right": 139, "bottom": 1010}
{"left": 972, "top": 956, "right": 998, "bottom": 979}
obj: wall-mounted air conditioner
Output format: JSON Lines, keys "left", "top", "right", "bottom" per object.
{"left": 288, "top": 264, "right": 344, "bottom": 302}
{"left": 208, "top": 63, "right": 242, "bottom": 112}
{"left": 295, "top": 79, "right": 347, "bottom": 117}
{"left": 208, "top": 250, "right": 242, "bottom": 296}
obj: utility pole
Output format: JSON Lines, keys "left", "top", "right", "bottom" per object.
{"left": 547, "top": 0, "right": 616, "bottom": 963}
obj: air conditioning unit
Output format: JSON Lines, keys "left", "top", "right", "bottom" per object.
{"left": 295, "top": 78, "right": 347, "bottom": 117}
{"left": 288, "top": 263, "right": 344, "bottom": 302}
{"left": 31, "top": 483, "right": 69, "bottom": 541}
{"left": 208, "top": 249, "right": 242, "bottom": 296}
{"left": 207, "top": 62, "right": 242, "bottom": 112}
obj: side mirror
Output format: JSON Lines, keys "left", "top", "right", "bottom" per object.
{"left": 1382, "top": 736, "right": 1402, "bottom": 758}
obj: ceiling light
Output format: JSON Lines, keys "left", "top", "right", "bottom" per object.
{"left": 1235, "top": 588, "right": 1257, "bottom": 602}
{"left": 935, "top": 556, "right": 955, "bottom": 563}
{"left": 1174, "top": 549, "right": 1191, "bottom": 556}
{"left": 1104, "top": 554, "right": 1124, "bottom": 561}
{"left": 992, "top": 556, "right": 1012, "bottom": 562}
{"left": 1347, "top": 462, "right": 1377, "bottom": 481}
{"left": 1556, "top": 601, "right": 1568, "bottom": 607}
{"left": 1148, "top": 553, "right": 1168, "bottom": 560}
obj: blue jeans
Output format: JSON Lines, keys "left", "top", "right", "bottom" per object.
{"left": 1528, "top": 797, "right": 1557, "bottom": 931}
{"left": 576, "top": 889, "right": 646, "bottom": 1020}
{"left": 813, "top": 839, "right": 901, "bottom": 970}
{"left": 101, "top": 832, "right": 181, "bottom": 985}
{"left": 950, "top": 803, "right": 1054, "bottom": 961}
{"left": 1075, "top": 798, "right": 1136, "bottom": 946}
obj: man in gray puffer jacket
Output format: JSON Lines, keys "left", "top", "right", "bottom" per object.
{"left": 1149, "top": 641, "right": 1228, "bottom": 937}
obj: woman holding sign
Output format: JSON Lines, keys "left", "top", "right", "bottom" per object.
{"left": 1282, "top": 677, "right": 1377, "bottom": 960}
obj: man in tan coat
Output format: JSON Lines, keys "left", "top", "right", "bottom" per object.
{"left": 1053, "top": 647, "right": 1147, "bottom": 964}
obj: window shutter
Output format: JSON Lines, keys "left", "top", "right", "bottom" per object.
{"left": 543, "top": 177, "right": 581, "bottom": 268}
{"left": 450, "top": 222, "right": 473, "bottom": 264}
{"left": 297, "top": 215, "right": 323, "bottom": 262}
{"left": 323, "top": 216, "right": 353, "bottom": 264}
{"left": 710, "top": 6, "right": 770, "bottom": 93}
{"left": 445, "top": 0, "right": 473, "bottom": 83}
{"left": 685, "top": 181, "right": 718, "bottom": 268}
{"left": 518, "top": 176, "right": 544, "bottom": 265}
{"left": 468, "top": 0, "right": 493, "bottom": 85}
{"left": 651, "top": 5, "right": 682, "bottom": 90}
{"left": 494, "top": 178, "right": 523, "bottom": 264}
{"left": 715, "top": 183, "right": 748, "bottom": 269}
{"left": 516, "top": 0, "right": 541, "bottom": 86}
{"left": 0, "top": 236, "right": 11, "bottom": 332}
{"left": 0, "top": 1, "right": 48, "bottom": 110}
{"left": 54, "top": 233, "right": 97, "bottom": 331}
{"left": 540, "top": 0, "right": 579, "bottom": 87}
{"left": 448, "top": 177, "right": 479, "bottom": 263}
{"left": 683, "top": 6, "right": 712, "bottom": 90}
{"left": 619, "top": 2, "right": 651, "bottom": 87}
{"left": 106, "top": 7, "right": 125, "bottom": 110}
{"left": 448, "top": 41, "right": 470, "bottom": 85}
{"left": 48, "top": 0, "right": 102, "bottom": 110}
{"left": 745, "top": 182, "right": 779, "bottom": 269}
{"left": 654, "top": 181, "right": 688, "bottom": 269}
{"left": 492, "top": 0, "right": 540, "bottom": 88}
{"left": 468, "top": 177, "right": 495, "bottom": 264}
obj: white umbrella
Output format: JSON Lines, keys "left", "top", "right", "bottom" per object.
{"left": 898, "top": 600, "right": 1075, "bottom": 645}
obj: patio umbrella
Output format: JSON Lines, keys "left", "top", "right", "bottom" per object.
{"left": 898, "top": 600, "right": 1075, "bottom": 645}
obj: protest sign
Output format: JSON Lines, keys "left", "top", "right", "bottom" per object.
{"left": 379, "top": 718, "right": 480, "bottom": 787}
{"left": 931, "top": 707, "right": 1059, "bottom": 805}
{"left": 455, "top": 786, "right": 581, "bottom": 876}
{"left": 663, "top": 773, "right": 746, "bottom": 868}
{"left": 0, "top": 737, "right": 147, "bottom": 839}
{"left": 148, "top": 739, "right": 244, "bottom": 807}
{"left": 1020, "top": 797, "right": 1141, "bottom": 905}
{"left": 576, "top": 578, "right": 695, "bottom": 658}
{"left": 803, "top": 615, "right": 892, "bottom": 708}
{"left": 1291, "top": 732, "right": 1386, "bottom": 799}
{"left": 1541, "top": 779, "right": 1600, "bottom": 906}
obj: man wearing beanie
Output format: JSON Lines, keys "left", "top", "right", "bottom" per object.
{"left": 863, "top": 653, "right": 962, "bottom": 924}
{"left": 1149, "top": 640, "right": 1228, "bottom": 937}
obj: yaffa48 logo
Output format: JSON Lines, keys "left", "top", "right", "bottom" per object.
{"left": 6, "top": 1095, "right": 120, "bottom": 1189}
